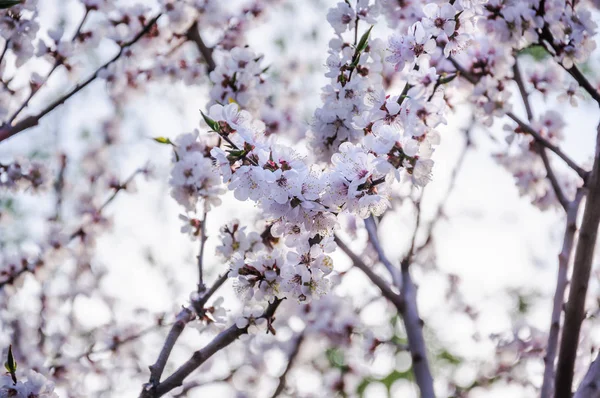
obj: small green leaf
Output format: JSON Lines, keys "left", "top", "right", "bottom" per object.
{"left": 518, "top": 45, "right": 549, "bottom": 61}
{"left": 356, "top": 26, "right": 374, "bottom": 54}
{"left": 438, "top": 73, "right": 458, "bottom": 85}
{"left": 200, "top": 111, "right": 220, "bottom": 132}
{"left": 0, "top": 1, "right": 22, "bottom": 9}
{"left": 5, "top": 345, "right": 17, "bottom": 384}
{"left": 152, "top": 137, "right": 172, "bottom": 145}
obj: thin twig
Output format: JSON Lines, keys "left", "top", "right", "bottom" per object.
{"left": 142, "top": 298, "right": 283, "bottom": 398}
{"left": 513, "top": 57, "right": 569, "bottom": 210}
{"left": 186, "top": 22, "right": 216, "bottom": 73}
{"left": 540, "top": 189, "right": 584, "bottom": 398}
{"left": 0, "top": 167, "right": 145, "bottom": 289}
{"left": 334, "top": 235, "right": 403, "bottom": 309}
{"left": 197, "top": 211, "right": 208, "bottom": 292}
{"left": 148, "top": 307, "right": 195, "bottom": 386}
{"left": 335, "top": 235, "right": 435, "bottom": 397}
{"left": 506, "top": 111, "right": 588, "bottom": 180}
{"left": 364, "top": 216, "right": 401, "bottom": 287}
{"left": 0, "top": 14, "right": 162, "bottom": 142}
{"left": 270, "top": 333, "right": 305, "bottom": 398}
{"left": 448, "top": 56, "right": 588, "bottom": 180}
{"left": 512, "top": 59, "right": 534, "bottom": 121}
{"left": 538, "top": 25, "right": 600, "bottom": 107}
{"left": 415, "top": 123, "right": 472, "bottom": 255}
{"left": 538, "top": 145, "right": 569, "bottom": 211}
{"left": 555, "top": 123, "right": 600, "bottom": 396}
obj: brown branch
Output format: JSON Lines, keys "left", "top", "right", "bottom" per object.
{"left": 506, "top": 111, "right": 588, "bottom": 180}
{"left": 564, "top": 65, "right": 600, "bottom": 107}
{"left": 148, "top": 307, "right": 195, "bottom": 386}
{"left": 145, "top": 272, "right": 230, "bottom": 391}
{"left": 512, "top": 59, "right": 534, "bottom": 121}
{"left": 186, "top": 22, "right": 216, "bottom": 73}
{"left": 142, "top": 298, "right": 283, "bottom": 398}
{"left": 540, "top": 188, "right": 584, "bottom": 398}
{"left": 0, "top": 14, "right": 162, "bottom": 143}
{"left": 555, "top": 124, "right": 600, "bottom": 397}
{"left": 538, "top": 26, "right": 600, "bottom": 107}
{"left": 513, "top": 57, "right": 569, "bottom": 210}
{"left": 538, "top": 145, "right": 569, "bottom": 211}
{"left": 191, "top": 272, "right": 229, "bottom": 316}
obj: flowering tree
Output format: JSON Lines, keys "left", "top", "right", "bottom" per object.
{"left": 0, "top": 0, "right": 599, "bottom": 396}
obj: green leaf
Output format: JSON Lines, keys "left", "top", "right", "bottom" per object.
{"left": 326, "top": 347, "right": 346, "bottom": 370}
{"left": 438, "top": 73, "right": 458, "bottom": 85}
{"left": 438, "top": 349, "right": 462, "bottom": 365}
{"left": 0, "top": 1, "right": 22, "bottom": 9}
{"left": 152, "top": 137, "right": 172, "bottom": 145}
{"left": 4, "top": 345, "right": 17, "bottom": 384}
{"left": 200, "top": 111, "right": 220, "bottom": 132}
{"left": 356, "top": 26, "right": 374, "bottom": 54}
{"left": 380, "top": 369, "right": 411, "bottom": 390}
{"left": 518, "top": 45, "right": 549, "bottom": 61}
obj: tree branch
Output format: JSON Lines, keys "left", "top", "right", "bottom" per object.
{"left": 335, "top": 235, "right": 434, "bottom": 397}
{"left": 191, "top": 272, "right": 229, "bottom": 316}
{"left": 540, "top": 188, "right": 584, "bottom": 398}
{"left": 142, "top": 298, "right": 283, "bottom": 398}
{"left": 197, "top": 211, "right": 208, "bottom": 292}
{"left": 448, "top": 56, "right": 588, "bottom": 180}
{"left": 270, "top": 333, "right": 305, "bottom": 398}
{"left": 538, "top": 145, "right": 569, "bottom": 211}
{"left": 186, "top": 22, "right": 216, "bottom": 73}
{"left": 574, "top": 355, "right": 600, "bottom": 398}
{"left": 399, "top": 258, "right": 435, "bottom": 398}
{"left": 0, "top": 167, "right": 145, "bottom": 289}
{"left": 334, "top": 235, "right": 403, "bottom": 309}
{"left": 512, "top": 59, "right": 534, "bottom": 121}
{"left": 145, "top": 272, "right": 230, "bottom": 391}
{"left": 0, "top": 14, "right": 162, "bottom": 143}
{"left": 148, "top": 307, "right": 196, "bottom": 386}
{"left": 555, "top": 123, "right": 600, "bottom": 396}
{"left": 506, "top": 111, "right": 588, "bottom": 181}
{"left": 364, "top": 216, "right": 401, "bottom": 287}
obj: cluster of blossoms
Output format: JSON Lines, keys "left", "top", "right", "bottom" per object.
{"left": 0, "top": 160, "right": 45, "bottom": 191}
{"left": 167, "top": 0, "right": 484, "bottom": 311}
{"left": 209, "top": 47, "right": 270, "bottom": 114}
{"left": 0, "top": 0, "right": 39, "bottom": 67}
{"left": 310, "top": 1, "right": 385, "bottom": 159}
{"left": 495, "top": 111, "right": 576, "bottom": 210}
{"left": 0, "top": 371, "right": 57, "bottom": 398}
{"left": 480, "top": 0, "right": 597, "bottom": 68}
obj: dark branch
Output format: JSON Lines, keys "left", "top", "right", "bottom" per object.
{"left": 555, "top": 124, "right": 600, "bottom": 396}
